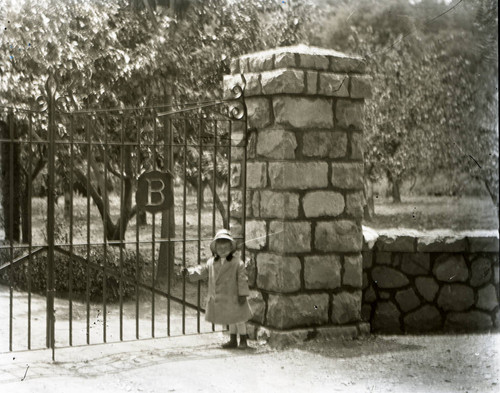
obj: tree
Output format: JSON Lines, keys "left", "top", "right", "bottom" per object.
{"left": 310, "top": 0, "right": 498, "bottom": 217}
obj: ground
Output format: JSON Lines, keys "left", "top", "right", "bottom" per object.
{"left": 0, "top": 332, "right": 498, "bottom": 393}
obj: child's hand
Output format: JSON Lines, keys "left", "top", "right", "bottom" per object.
{"left": 181, "top": 267, "right": 189, "bottom": 276}
{"left": 238, "top": 296, "right": 246, "bottom": 305}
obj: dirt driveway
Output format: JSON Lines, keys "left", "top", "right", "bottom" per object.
{"left": 1, "top": 331, "right": 498, "bottom": 393}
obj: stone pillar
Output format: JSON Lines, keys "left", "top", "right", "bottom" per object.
{"left": 224, "top": 45, "right": 371, "bottom": 344}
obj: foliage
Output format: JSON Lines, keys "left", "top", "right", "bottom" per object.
{"left": 0, "top": 0, "right": 311, "bottom": 243}
{"left": 0, "top": 246, "right": 145, "bottom": 302}
{"left": 310, "top": 0, "right": 498, "bottom": 208}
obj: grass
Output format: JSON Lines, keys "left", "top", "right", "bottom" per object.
{"left": 368, "top": 195, "right": 498, "bottom": 231}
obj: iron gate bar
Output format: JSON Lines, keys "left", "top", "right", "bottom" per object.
{"left": 69, "top": 113, "right": 75, "bottom": 347}
{"left": 0, "top": 236, "right": 245, "bottom": 253}
{"left": 135, "top": 114, "right": 141, "bottom": 340}
{"left": 182, "top": 118, "right": 188, "bottom": 335}
{"left": 227, "top": 121, "right": 231, "bottom": 230}
{"left": 86, "top": 114, "right": 91, "bottom": 345}
{"left": 27, "top": 113, "right": 34, "bottom": 350}
{"left": 197, "top": 117, "right": 203, "bottom": 333}
{"left": 151, "top": 110, "right": 157, "bottom": 339}
{"left": 8, "top": 111, "right": 14, "bottom": 352}
{"left": 0, "top": 247, "right": 46, "bottom": 271}
{"left": 165, "top": 112, "right": 173, "bottom": 337}
{"left": 46, "top": 78, "right": 56, "bottom": 360}
{"left": 119, "top": 112, "right": 125, "bottom": 342}
{"left": 102, "top": 113, "right": 109, "bottom": 343}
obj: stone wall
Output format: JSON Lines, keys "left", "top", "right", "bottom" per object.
{"left": 224, "top": 45, "right": 371, "bottom": 342}
{"left": 362, "top": 228, "right": 500, "bottom": 333}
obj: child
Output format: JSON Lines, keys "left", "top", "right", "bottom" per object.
{"left": 183, "top": 229, "right": 252, "bottom": 349}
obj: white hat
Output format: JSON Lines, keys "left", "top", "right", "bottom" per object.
{"left": 210, "top": 229, "right": 237, "bottom": 255}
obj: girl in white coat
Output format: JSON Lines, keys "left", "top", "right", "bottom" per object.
{"left": 184, "top": 229, "right": 252, "bottom": 349}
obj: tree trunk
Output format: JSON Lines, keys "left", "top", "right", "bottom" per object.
{"left": 207, "top": 180, "right": 228, "bottom": 229}
{"left": 156, "top": 82, "right": 175, "bottom": 287}
{"left": 392, "top": 177, "right": 402, "bottom": 203}
{"left": 363, "top": 177, "right": 375, "bottom": 221}
{"left": 0, "top": 119, "right": 21, "bottom": 242}
{"left": 137, "top": 210, "right": 148, "bottom": 226}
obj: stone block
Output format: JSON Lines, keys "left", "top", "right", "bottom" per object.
{"left": 306, "top": 71, "right": 318, "bottom": 95}
{"left": 345, "top": 191, "right": 364, "bottom": 218}
{"left": 315, "top": 220, "right": 363, "bottom": 252}
{"left": 375, "top": 234, "right": 415, "bottom": 252}
{"left": 274, "top": 52, "right": 296, "bottom": 69}
{"left": 363, "top": 285, "right": 377, "bottom": 303}
{"left": 239, "top": 56, "right": 251, "bottom": 73}
{"left": 350, "top": 132, "right": 364, "bottom": 160}
{"left": 230, "top": 58, "right": 240, "bottom": 74}
{"left": 316, "top": 325, "right": 361, "bottom": 339}
{"left": 380, "top": 291, "right": 391, "bottom": 300}
{"left": 350, "top": 75, "right": 372, "bottom": 98}
{"left": 395, "top": 287, "right": 421, "bottom": 312}
{"left": 251, "top": 191, "right": 260, "bottom": 218}
{"left": 304, "top": 254, "right": 342, "bottom": 289}
{"left": 256, "top": 128, "right": 297, "bottom": 159}
{"left": 476, "top": 284, "right": 498, "bottom": 311}
{"left": 331, "top": 291, "right": 362, "bottom": 324}
{"left": 259, "top": 191, "right": 299, "bottom": 219}
{"left": 245, "top": 256, "right": 257, "bottom": 287}
{"left": 415, "top": 277, "right": 439, "bottom": 302}
{"left": 302, "top": 131, "right": 347, "bottom": 159}
{"left": 303, "top": 191, "right": 344, "bottom": 218}
{"left": 246, "top": 73, "right": 263, "bottom": 96}
{"left": 230, "top": 190, "right": 242, "bottom": 217}
{"left": 433, "top": 254, "right": 469, "bottom": 282}
{"left": 266, "top": 294, "right": 329, "bottom": 329}
{"left": 256, "top": 253, "right": 301, "bottom": 293}
{"left": 331, "top": 57, "right": 366, "bottom": 73}
{"left": 468, "top": 236, "right": 500, "bottom": 252}
{"left": 343, "top": 254, "right": 363, "bottom": 288}
{"left": 261, "top": 69, "right": 305, "bottom": 95}
{"left": 298, "top": 53, "right": 329, "bottom": 70}
{"left": 416, "top": 235, "right": 467, "bottom": 252}
{"left": 336, "top": 99, "right": 364, "bottom": 130}
{"left": 273, "top": 97, "right": 334, "bottom": 129}
{"left": 400, "top": 253, "right": 431, "bottom": 275}
{"left": 269, "top": 162, "right": 328, "bottom": 189}
{"left": 230, "top": 163, "right": 241, "bottom": 188}
{"left": 246, "top": 98, "right": 272, "bottom": 129}
{"left": 361, "top": 304, "right": 372, "bottom": 322}
{"left": 372, "top": 301, "right": 401, "bottom": 334}
{"left": 404, "top": 305, "right": 442, "bottom": 333}
{"left": 470, "top": 257, "right": 493, "bottom": 287}
{"left": 376, "top": 251, "right": 392, "bottom": 265}
{"left": 319, "top": 73, "right": 349, "bottom": 97}
{"left": 248, "top": 290, "right": 266, "bottom": 324}
{"left": 362, "top": 251, "right": 373, "bottom": 269}
{"left": 331, "top": 163, "right": 364, "bottom": 190}
{"left": 372, "top": 266, "right": 409, "bottom": 289}
{"left": 248, "top": 53, "right": 274, "bottom": 72}
{"left": 246, "top": 162, "right": 267, "bottom": 189}
{"left": 269, "top": 221, "right": 311, "bottom": 253}
{"left": 245, "top": 220, "right": 267, "bottom": 250}
{"left": 444, "top": 311, "right": 493, "bottom": 332}
{"left": 362, "top": 271, "right": 369, "bottom": 289}
{"left": 437, "top": 284, "right": 474, "bottom": 311}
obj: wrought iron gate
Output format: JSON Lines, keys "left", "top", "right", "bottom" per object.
{"left": 0, "top": 75, "right": 247, "bottom": 359}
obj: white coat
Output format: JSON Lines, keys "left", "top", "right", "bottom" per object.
{"left": 188, "top": 255, "right": 252, "bottom": 325}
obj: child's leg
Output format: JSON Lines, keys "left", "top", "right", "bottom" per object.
{"left": 222, "top": 324, "right": 238, "bottom": 348}
{"left": 235, "top": 322, "right": 247, "bottom": 335}
{"left": 229, "top": 324, "right": 237, "bottom": 334}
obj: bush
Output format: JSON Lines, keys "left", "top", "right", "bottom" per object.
{"left": 1, "top": 246, "right": 145, "bottom": 302}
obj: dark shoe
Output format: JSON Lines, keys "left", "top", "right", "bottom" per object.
{"left": 238, "top": 334, "right": 249, "bottom": 349}
{"left": 222, "top": 334, "right": 238, "bottom": 349}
